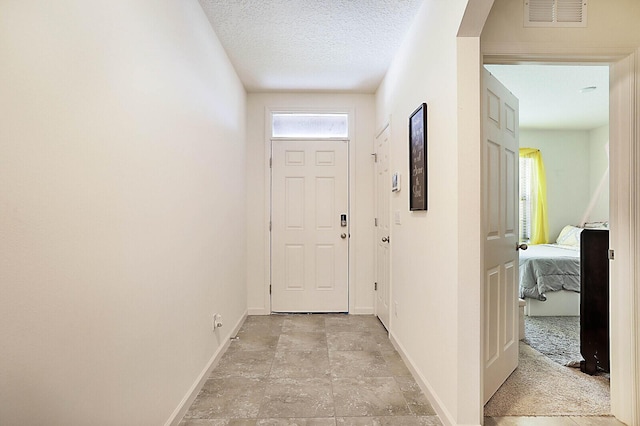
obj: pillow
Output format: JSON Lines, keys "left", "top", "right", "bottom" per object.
{"left": 556, "top": 225, "right": 583, "bottom": 247}
{"left": 583, "top": 221, "right": 609, "bottom": 229}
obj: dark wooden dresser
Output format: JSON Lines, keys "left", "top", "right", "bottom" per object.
{"left": 580, "top": 229, "right": 610, "bottom": 375}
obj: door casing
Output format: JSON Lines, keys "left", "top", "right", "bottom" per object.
{"left": 484, "top": 57, "right": 640, "bottom": 424}
{"left": 481, "top": 53, "right": 640, "bottom": 425}
{"left": 263, "top": 107, "right": 362, "bottom": 314}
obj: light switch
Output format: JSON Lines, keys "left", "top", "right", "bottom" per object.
{"left": 394, "top": 210, "right": 401, "bottom": 225}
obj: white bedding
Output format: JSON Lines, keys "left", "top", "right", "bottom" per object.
{"left": 519, "top": 244, "right": 580, "bottom": 301}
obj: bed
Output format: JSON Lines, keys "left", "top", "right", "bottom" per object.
{"left": 519, "top": 225, "right": 587, "bottom": 316}
{"left": 519, "top": 243, "right": 581, "bottom": 300}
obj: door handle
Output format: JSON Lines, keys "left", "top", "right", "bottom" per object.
{"left": 382, "top": 236, "right": 390, "bottom": 243}
{"left": 341, "top": 233, "right": 347, "bottom": 239}
{"left": 516, "top": 243, "right": 528, "bottom": 251}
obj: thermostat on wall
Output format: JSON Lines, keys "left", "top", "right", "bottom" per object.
{"left": 392, "top": 172, "right": 400, "bottom": 192}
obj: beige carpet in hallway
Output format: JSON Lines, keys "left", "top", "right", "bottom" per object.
{"left": 484, "top": 343, "right": 610, "bottom": 417}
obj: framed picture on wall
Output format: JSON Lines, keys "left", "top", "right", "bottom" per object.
{"left": 409, "top": 103, "right": 427, "bottom": 211}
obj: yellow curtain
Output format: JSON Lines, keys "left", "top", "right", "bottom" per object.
{"left": 520, "top": 148, "right": 549, "bottom": 244}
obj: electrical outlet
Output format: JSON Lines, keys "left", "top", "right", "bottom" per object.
{"left": 212, "top": 313, "right": 223, "bottom": 331}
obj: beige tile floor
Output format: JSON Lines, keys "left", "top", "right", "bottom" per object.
{"left": 180, "top": 314, "right": 626, "bottom": 426}
{"left": 180, "top": 314, "right": 440, "bottom": 425}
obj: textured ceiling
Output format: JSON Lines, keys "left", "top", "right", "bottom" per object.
{"left": 484, "top": 64, "right": 609, "bottom": 130}
{"left": 198, "top": 0, "right": 424, "bottom": 92}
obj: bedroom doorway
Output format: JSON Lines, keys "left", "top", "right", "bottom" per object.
{"left": 483, "top": 63, "right": 612, "bottom": 417}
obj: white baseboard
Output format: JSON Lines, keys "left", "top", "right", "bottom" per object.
{"left": 349, "top": 307, "right": 374, "bottom": 315}
{"left": 389, "top": 331, "right": 456, "bottom": 426}
{"left": 165, "top": 310, "right": 248, "bottom": 426}
{"left": 248, "top": 308, "right": 374, "bottom": 315}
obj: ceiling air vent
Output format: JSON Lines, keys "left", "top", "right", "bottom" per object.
{"left": 525, "top": 0, "right": 587, "bottom": 27}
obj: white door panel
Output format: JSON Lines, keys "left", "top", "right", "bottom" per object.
{"left": 483, "top": 69, "right": 520, "bottom": 404}
{"left": 375, "top": 126, "right": 391, "bottom": 329}
{"left": 271, "top": 140, "right": 349, "bottom": 312}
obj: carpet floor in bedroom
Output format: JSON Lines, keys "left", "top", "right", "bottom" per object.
{"left": 485, "top": 316, "right": 612, "bottom": 418}
{"left": 523, "top": 316, "right": 582, "bottom": 367}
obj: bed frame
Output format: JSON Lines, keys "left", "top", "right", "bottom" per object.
{"left": 523, "top": 289, "right": 581, "bottom": 316}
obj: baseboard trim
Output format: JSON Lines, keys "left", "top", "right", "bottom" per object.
{"left": 389, "top": 331, "right": 456, "bottom": 426}
{"left": 248, "top": 308, "right": 270, "bottom": 315}
{"left": 165, "top": 310, "right": 248, "bottom": 426}
{"left": 349, "top": 307, "right": 374, "bottom": 315}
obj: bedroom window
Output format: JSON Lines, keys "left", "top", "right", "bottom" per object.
{"left": 519, "top": 157, "right": 533, "bottom": 241}
{"left": 519, "top": 148, "right": 550, "bottom": 244}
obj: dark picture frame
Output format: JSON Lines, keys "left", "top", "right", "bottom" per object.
{"left": 409, "top": 103, "right": 427, "bottom": 211}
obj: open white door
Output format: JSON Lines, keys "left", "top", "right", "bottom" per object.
{"left": 374, "top": 125, "right": 391, "bottom": 330}
{"left": 482, "top": 68, "right": 520, "bottom": 403}
{"left": 271, "top": 140, "right": 349, "bottom": 312}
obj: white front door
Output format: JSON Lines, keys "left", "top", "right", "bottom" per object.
{"left": 271, "top": 140, "right": 349, "bottom": 312}
{"left": 375, "top": 125, "right": 391, "bottom": 329}
{"left": 482, "top": 68, "right": 520, "bottom": 403}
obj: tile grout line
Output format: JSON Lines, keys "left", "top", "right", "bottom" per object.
{"left": 324, "top": 317, "right": 339, "bottom": 425}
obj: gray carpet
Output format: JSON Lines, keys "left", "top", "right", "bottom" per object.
{"left": 523, "top": 316, "right": 582, "bottom": 367}
{"left": 484, "top": 342, "right": 611, "bottom": 416}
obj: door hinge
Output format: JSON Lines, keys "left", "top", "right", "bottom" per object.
{"left": 374, "top": 217, "right": 378, "bottom": 227}
{"left": 371, "top": 153, "right": 377, "bottom": 162}
{"left": 269, "top": 221, "right": 272, "bottom": 231}
{"left": 269, "top": 157, "right": 272, "bottom": 168}
{"left": 608, "top": 249, "right": 615, "bottom": 260}
{"left": 269, "top": 284, "right": 272, "bottom": 294}
{"left": 374, "top": 282, "right": 378, "bottom": 291}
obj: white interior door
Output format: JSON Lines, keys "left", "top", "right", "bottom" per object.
{"left": 375, "top": 125, "right": 391, "bottom": 330}
{"left": 482, "top": 68, "right": 520, "bottom": 403}
{"left": 271, "top": 140, "right": 349, "bottom": 312}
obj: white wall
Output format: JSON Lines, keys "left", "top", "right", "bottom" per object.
{"left": 520, "top": 130, "right": 591, "bottom": 240}
{"left": 482, "top": 0, "right": 640, "bottom": 50}
{"left": 246, "top": 93, "right": 376, "bottom": 315}
{"left": 375, "top": 1, "right": 470, "bottom": 423}
{"left": 588, "top": 125, "right": 610, "bottom": 223}
{"left": 0, "top": 1, "right": 247, "bottom": 425}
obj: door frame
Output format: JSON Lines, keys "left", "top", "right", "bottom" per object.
{"left": 263, "top": 106, "right": 356, "bottom": 314}
{"left": 458, "top": 5, "right": 640, "bottom": 424}
{"left": 480, "top": 52, "right": 640, "bottom": 425}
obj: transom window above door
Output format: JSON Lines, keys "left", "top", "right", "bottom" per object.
{"left": 271, "top": 113, "right": 349, "bottom": 138}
